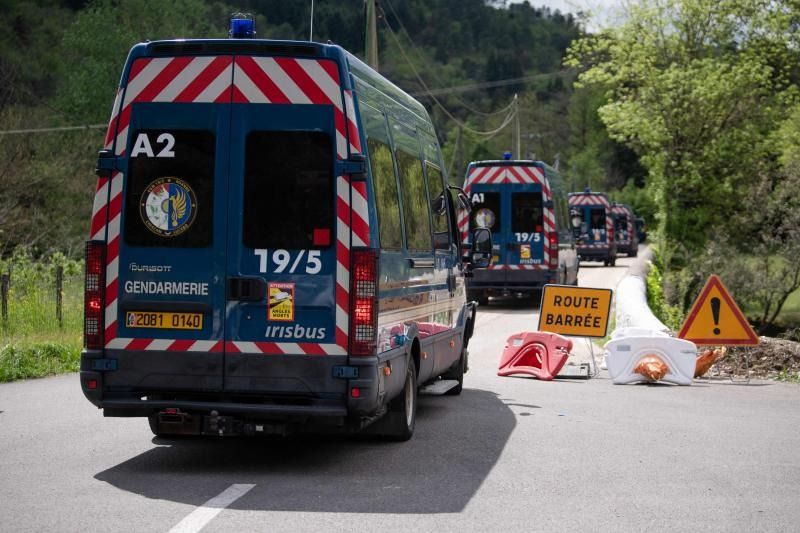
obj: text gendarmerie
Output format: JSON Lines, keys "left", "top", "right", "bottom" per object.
{"left": 123, "top": 281, "right": 209, "bottom": 296}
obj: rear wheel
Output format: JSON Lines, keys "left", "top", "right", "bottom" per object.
{"left": 381, "top": 361, "right": 417, "bottom": 441}
{"left": 148, "top": 415, "right": 162, "bottom": 436}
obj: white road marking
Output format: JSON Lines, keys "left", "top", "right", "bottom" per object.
{"left": 168, "top": 484, "right": 255, "bottom": 533}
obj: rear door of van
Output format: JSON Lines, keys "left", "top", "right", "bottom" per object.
{"left": 108, "top": 55, "right": 234, "bottom": 392}
{"left": 505, "top": 167, "right": 547, "bottom": 272}
{"left": 222, "top": 56, "right": 351, "bottom": 397}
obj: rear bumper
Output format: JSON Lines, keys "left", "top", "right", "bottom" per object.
{"left": 80, "top": 346, "right": 405, "bottom": 423}
{"left": 576, "top": 245, "right": 614, "bottom": 261}
{"left": 467, "top": 267, "right": 555, "bottom": 292}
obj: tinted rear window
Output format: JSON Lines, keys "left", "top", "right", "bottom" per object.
{"left": 243, "top": 131, "right": 333, "bottom": 249}
{"left": 512, "top": 192, "right": 543, "bottom": 232}
{"left": 470, "top": 191, "right": 501, "bottom": 232}
{"left": 589, "top": 208, "right": 606, "bottom": 229}
{"left": 124, "top": 129, "right": 215, "bottom": 248}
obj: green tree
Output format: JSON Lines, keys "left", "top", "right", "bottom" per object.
{"left": 567, "top": 0, "right": 798, "bottom": 265}
{"left": 56, "top": 0, "right": 227, "bottom": 123}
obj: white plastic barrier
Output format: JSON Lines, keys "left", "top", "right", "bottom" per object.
{"left": 605, "top": 335, "right": 697, "bottom": 385}
{"left": 610, "top": 327, "right": 669, "bottom": 340}
{"left": 614, "top": 275, "right": 671, "bottom": 334}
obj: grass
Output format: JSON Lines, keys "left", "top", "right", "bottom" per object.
{"left": 775, "top": 369, "right": 800, "bottom": 384}
{"left": 1, "top": 252, "right": 83, "bottom": 382}
{"left": 777, "top": 288, "right": 800, "bottom": 326}
{"left": 0, "top": 341, "right": 81, "bottom": 382}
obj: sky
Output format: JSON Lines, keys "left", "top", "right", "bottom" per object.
{"left": 510, "top": 0, "right": 622, "bottom": 30}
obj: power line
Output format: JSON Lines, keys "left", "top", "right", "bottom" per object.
{"left": 380, "top": 14, "right": 517, "bottom": 137}
{"left": 409, "top": 71, "right": 572, "bottom": 97}
{"left": 381, "top": 0, "right": 513, "bottom": 118}
{"left": 0, "top": 124, "right": 106, "bottom": 135}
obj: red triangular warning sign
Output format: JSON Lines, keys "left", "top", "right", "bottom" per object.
{"left": 678, "top": 275, "right": 759, "bottom": 346}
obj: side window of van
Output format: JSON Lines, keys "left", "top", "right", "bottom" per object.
{"left": 362, "top": 103, "right": 402, "bottom": 249}
{"left": 124, "top": 129, "right": 215, "bottom": 248}
{"left": 390, "top": 121, "right": 433, "bottom": 252}
{"left": 426, "top": 164, "right": 450, "bottom": 250}
{"left": 243, "top": 131, "right": 333, "bottom": 250}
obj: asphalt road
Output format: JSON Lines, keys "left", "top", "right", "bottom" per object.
{"left": 1, "top": 254, "right": 799, "bottom": 532}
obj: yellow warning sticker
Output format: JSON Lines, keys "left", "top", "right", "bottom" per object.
{"left": 268, "top": 282, "right": 295, "bottom": 322}
{"left": 678, "top": 275, "right": 759, "bottom": 346}
{"left": 520, "top": 244, "right": 531, "bottom": 260}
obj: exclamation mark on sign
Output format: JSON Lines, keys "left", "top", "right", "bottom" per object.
{"left": 710, "top": 297, "right": 721, "bottom": 335}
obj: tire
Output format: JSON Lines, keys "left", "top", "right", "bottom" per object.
{"left": 382, "top": 361, "right": 417, "bottom": 441}
{"left": 442, "top": 340, "right": 466, "bottom": 396}
{"left": 148, "top": 415, "right": 160, "bottom": 436}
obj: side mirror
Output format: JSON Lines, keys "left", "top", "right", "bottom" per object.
{"left": 543, "top": 199, "right": 554, "bottom": 209}
{"left": 469, "top": 227, "right": 492, "bottom": 268}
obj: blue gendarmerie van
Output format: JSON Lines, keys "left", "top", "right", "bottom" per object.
{"left": 81, "top": 17, "right": 491, "bottom": 441}
{"left": 611, "top": 203, "right": 639, "bottom": 257}
{"left": 568, "top": 189, "right": 617, "bottom": 266}
{"left": 458, "top": 159, "right": 578, "bottom": 305}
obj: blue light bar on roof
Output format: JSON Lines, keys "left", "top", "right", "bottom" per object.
{"left": 230, "top": 14, "right": 256, "bottom": 39}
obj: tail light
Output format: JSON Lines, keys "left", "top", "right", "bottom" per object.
{"left": 547, "top": 231, "right": 559, "bottom": 269}
{"left": 84, "top": 240, "right": 106, "bottom": 350}
{"left": 349, "top": 249, "right": 378, "bottom": 356}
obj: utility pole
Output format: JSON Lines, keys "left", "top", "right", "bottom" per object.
{"left": 513, "top": 93, "right": 521, "bottom": 160}
{"left": 365, "top": 0, "right": 379, "bottom": 69}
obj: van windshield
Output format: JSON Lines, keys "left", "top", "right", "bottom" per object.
{"left": 243, "top": 131, "right": 333, "bottom": 249}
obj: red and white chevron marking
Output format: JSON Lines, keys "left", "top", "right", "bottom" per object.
{"left": 568, "top": 193, "right": 610, "bottom": 208}
{"left": 458, "top": 165, "right": 553, "bottom": 270}
{"left": 96, "top": 55, "right": 366, "bottom": 355}
{"left": 225, "top": 341, "right": 346, "bottom": 356}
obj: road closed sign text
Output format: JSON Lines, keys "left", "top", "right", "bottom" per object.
{"left": 538, "top": 285, "right": 613, "bottom": 338}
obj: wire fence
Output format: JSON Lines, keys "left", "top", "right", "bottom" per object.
{"left": 0, "top": 266, "right": 83, "bottom": 339}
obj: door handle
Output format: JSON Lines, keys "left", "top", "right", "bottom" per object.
{"left": 228, "top": 277, "right": 266, "bottom": 301}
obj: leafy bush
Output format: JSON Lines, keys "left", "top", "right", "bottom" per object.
{"left": 646, "top": 258, "right": 684, "bottom": 331}
{"left": 0, "top": 341, "right": 81, "bottom": 382}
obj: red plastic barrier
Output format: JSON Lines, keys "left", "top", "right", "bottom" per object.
{"left": 498, "top": 332, "right": 573, "bottom": 381}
